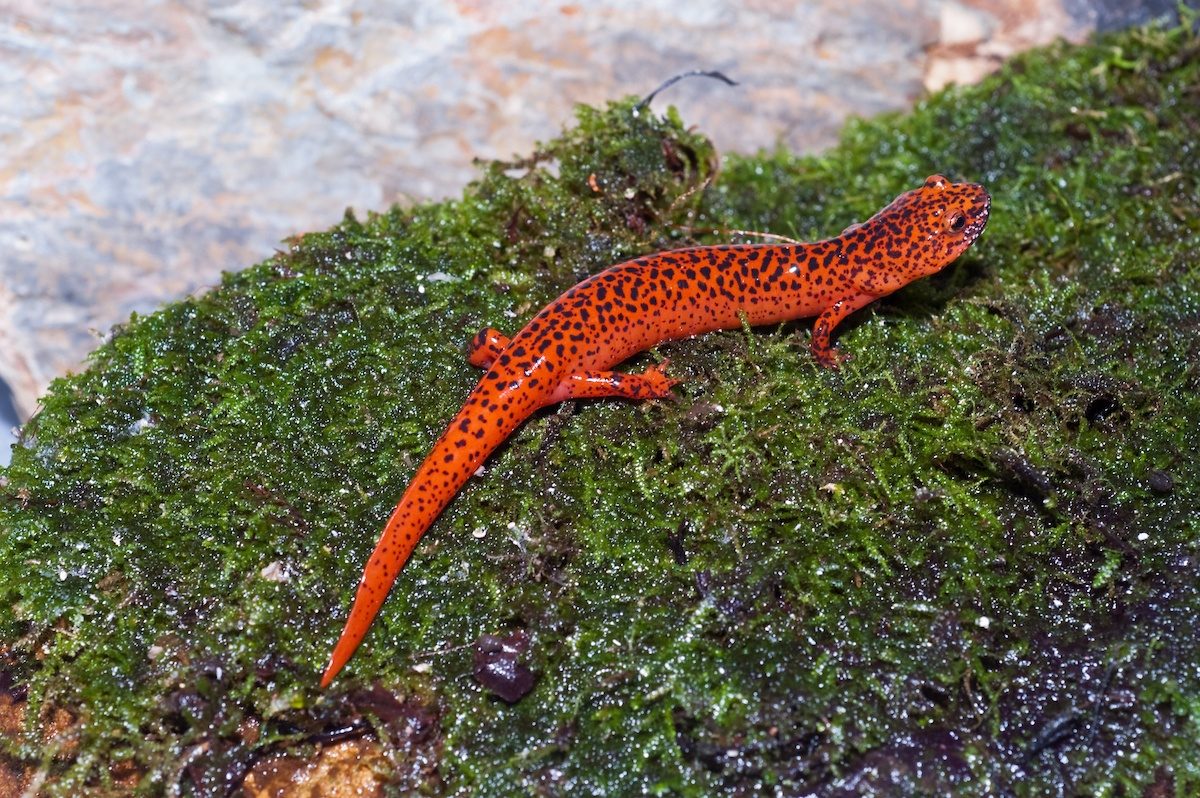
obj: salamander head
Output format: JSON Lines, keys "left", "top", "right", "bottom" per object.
{"left": 844, "top": 174, "right": 989, "bottom": 295}
{"left": 848, "top": 174, "right": 991, "bottom": 292}
{"left": 900, "top": 174, "right": 990, "bottom": 275}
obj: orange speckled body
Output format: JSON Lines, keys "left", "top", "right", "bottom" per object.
{"left": 321, "top": 175, "right": 990, "bottom": 687}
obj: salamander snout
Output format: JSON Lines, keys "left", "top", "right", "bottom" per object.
{"left": 954, "top": 184, "right": 990, "bottom": 247}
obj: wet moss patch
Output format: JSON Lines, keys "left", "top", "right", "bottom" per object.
{"left": 3, "top": 15, "right": 1200, "bottom": 796}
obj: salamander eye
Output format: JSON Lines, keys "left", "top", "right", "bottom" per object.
{"left": 947, "top": 212, "right": 967, "bottom": 232}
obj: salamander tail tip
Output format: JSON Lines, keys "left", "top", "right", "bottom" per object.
{"left": 319, "top": 657, "right": 342, "bottom": 689}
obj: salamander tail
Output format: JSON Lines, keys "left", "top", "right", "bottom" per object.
{"left": 320, "top": 500, "right": 415, "bottom": 688}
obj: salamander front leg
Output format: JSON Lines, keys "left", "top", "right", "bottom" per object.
{"left": 551, "top": 360, "right": 680, "bottom": 402}
{"left": 467, "top": 327, "right": 511, "bottom": 368}
{"left": 810, "top": 293, "right": 876, "bottom": 368}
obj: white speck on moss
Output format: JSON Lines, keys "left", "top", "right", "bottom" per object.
{"left": 259, "top": 561, "right": 289, "bottom": 582}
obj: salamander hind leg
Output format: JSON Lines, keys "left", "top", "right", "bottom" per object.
{"left": 467, "top": 327, "right": 511, "bottom": 368}
{"left": 552, "top": 360, "right": 680, "bottom": 402}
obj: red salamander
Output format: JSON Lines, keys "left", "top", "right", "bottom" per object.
{"left": 321, "top": 174, "right": 991, "bottom": 687}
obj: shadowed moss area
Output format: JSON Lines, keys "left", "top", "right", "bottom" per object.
{"left": 2, "top": 16, "right": 1199, "bottom": 797}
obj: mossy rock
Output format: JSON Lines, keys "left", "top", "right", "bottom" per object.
{"left": 3, "top": 16, "right": 1199, "bottom": 797}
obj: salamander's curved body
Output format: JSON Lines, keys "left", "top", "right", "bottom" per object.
{"left": 321, "top": 175, "right": 991, "bottom": 687}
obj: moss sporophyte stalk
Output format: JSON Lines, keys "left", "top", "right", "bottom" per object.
{"left": 1, "top": 15, "right": 1198, "bottom": 796}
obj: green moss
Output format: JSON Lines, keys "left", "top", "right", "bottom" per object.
{"left": 3, "top": 16, "right": 1200, "bottom": 796}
